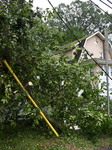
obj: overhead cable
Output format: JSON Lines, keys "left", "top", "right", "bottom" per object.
{"left": 90, "top": 0, "right": 112, "bottom": 21}
{"left": 107, "top": 0, "right": 112, "bottom": 5}
{"left": 99, "top": 0, "right": 112, "bottom": 9}
{"left": 47, "top": 0, "right": 112, "bottom": 80}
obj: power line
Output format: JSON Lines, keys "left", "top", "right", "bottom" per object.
{"left": 47, "top": 0, "right": 112, "bottom": 81}
{"left": 90, "top": 0, "right": 112, "bottom": 21}
{"left": 99, "top": 0, "right": 112, "bottom": 9}
{"left": 107, "top": 0, "right": 112, "bottom": 5}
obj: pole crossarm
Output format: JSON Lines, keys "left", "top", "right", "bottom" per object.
{"left": 3, "top": 59, "right": 59, "bottom": 137}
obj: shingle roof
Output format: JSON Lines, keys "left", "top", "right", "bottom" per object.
{"left": 61, "top": 31, "right": 105, "bottom": 51}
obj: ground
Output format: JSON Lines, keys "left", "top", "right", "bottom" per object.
{"left": 0, "top": 126, "right": 112, "bottom": 150}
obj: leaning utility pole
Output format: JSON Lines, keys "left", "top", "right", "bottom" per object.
{"left": 104, "top": 28, "right": 110, "bottom": 114}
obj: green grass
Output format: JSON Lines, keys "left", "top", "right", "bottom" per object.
{"left": 0, "top": 126, "right": 112, "bottom": 150}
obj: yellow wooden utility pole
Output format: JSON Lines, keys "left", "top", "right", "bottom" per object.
{"left": 3, "top": 59, "right": 59, "bottom": 137}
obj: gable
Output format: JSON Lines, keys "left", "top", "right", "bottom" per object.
{"left": 62, "top": 31, "right": 112, "bottom": 60}
{"left": 84, "top": 34, "right": 112, "bottom": 60}
{"left": 84, "top": 35, "right": 104, "bottom": 58}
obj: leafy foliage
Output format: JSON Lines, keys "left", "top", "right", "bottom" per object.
{"left": 46, "top": 0, "right": 112, "bottom": 44}
{"left": 0, "top": 0, "right": 112, "bottom": 138}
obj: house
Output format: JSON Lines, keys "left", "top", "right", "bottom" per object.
{"left": 63, "top": 31, "right": 112, "bottom": 98}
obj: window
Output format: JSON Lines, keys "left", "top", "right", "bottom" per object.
{"left": 99, "top": 52, "right": 103, "bottom": 59}
{"left": 94, "top": 39, "right": 98, "bottom": 45}
{"left": 84, "top": 53, "right": 87, "bottom": 59}
{"left": 100, "top": 67, "right": 103, "bottom": 76}
{"left": 100, "top": 65, "right": 107, "bottom": 76}
{"left": 100, "top": 65, "right": 105, "bottom": 76}
{"left": 110, "top": 66, "right": 112, "bottom": 76}
{"left": 104, "top": 65, "right": 106, "bottom": 76}
{"left": 90, "top": 68, "right": 94, "bottom": 76}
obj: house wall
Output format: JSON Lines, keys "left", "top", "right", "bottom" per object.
{"left": 65, "top": 35, "right": 112, "bottom": 61}
{"left": 93, "top": 64, "right": 112, "bottom": 98}
{"left": 84, "top": 35, "right": 111, "bottom": 60}
{"left": 65, "top": 49, "right": 76, "bottom": 59}
{"left": 64, "top": 32, "right": 112, "bottom": 98}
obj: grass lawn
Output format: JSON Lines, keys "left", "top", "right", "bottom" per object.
{"left": 0, "top": 126, "right": 112, "bottom": 150}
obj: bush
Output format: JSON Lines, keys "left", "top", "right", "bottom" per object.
{"left": 76, "top": 108, "right": 112, "bottom": 137}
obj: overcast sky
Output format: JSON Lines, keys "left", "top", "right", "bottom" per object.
{"left": 33, "top": 0, "right": 112, "bottom": 13}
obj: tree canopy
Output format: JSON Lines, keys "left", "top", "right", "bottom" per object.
{"left": 0, "top": 0, "right": 112, "bottom": 137}
{"left": 46, "top": 0, "right": 112, "bottom": 44}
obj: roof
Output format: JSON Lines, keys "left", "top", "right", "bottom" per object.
{"left": 62, "top": 31, "right": 105, "bottom": 52}
{"left": 61, "top": 31, "right": 112, "bottom": 61}
{"left": 54, "top": 31, "right": 112, "bottom": 59}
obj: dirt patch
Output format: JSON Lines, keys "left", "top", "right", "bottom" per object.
{"left": 97, "top": 145, "right": 112, "bottom": 150}
{"left": 66, "top": 144, "right": 79, "bottom": 150}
